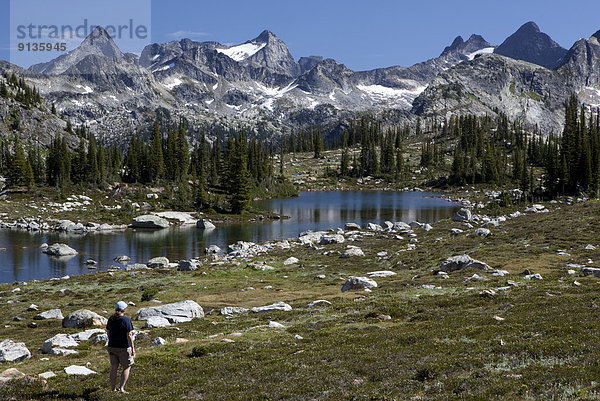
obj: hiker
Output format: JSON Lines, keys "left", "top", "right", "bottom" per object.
{"left": 106, "top": 301, "right": 135, "bottom": 393}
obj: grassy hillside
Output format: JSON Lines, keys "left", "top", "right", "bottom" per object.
{"left": 0, "top": 199, "right": 599, "bottom": 400}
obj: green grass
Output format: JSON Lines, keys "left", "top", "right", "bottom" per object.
{"left": 1, "top": 200, "right": 600, "bottom": 399}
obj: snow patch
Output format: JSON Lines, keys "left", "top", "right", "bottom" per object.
{"left": 162, "top": 77, "right": 183, "bottom": 90}
{"left": 76, "top": 85, "right": 93, "bottom": 94}
{"left": 466, "top": 47, "right": 495, "bottom": 61}
{"left": 216, "top": 42, "right": 267, "bottom": 62}
{"left": 357, "top": 84, "right": 426, "bottom": 106}
{"left": 154, "top": 63, "right": 175, "bottom": 72}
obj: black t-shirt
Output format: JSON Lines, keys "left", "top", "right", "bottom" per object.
{"left": 106, "top": 315, "right": 134, "bottom": 348}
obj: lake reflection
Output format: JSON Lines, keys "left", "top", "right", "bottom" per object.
{"left": 0, "top": 191, "right": 459, "bottom": 283}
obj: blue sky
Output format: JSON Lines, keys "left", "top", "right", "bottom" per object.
{"left": 1, "top": 0, "right": 600, "bottom": 71}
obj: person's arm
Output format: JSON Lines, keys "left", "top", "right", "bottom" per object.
{"left": 128, "top": 331, "right": 135, "bottom": 356}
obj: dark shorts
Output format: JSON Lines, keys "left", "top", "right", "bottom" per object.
{"left": 107, "top": 347, "right": 134, "bottom": 368}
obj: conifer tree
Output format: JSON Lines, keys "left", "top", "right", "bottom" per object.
{"left": 149, "top": 120, "right": 165, "bottom": 181}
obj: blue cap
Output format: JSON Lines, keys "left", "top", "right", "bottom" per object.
{"left": 115, "top": 301, "right": 128, "bottom": 311}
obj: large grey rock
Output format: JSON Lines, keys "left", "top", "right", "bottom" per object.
{"left": 283, "top": 257, "right": 299, "bottom": 265}
{"left": 49, "top": 348, "right": 78, "bottom": 356}
{"left": 144, "top": 316, "right": 171, "bottom": 328}
{"left": 366, "top": 223, "right": 383, "bottom": 231}
{"left": 43, "top": 243, "right": 77, "bottom": 256}
{"left": 56, "top": 220, "right": 75, "bottom": 231}
{"left": 34, "top": 309, "right": 63, "bottom": 320}
{"left": 582, "top": 268, "right": 600, "bottom": 278}
{"left": 93, "top": 334, "right": 109, "bottom": 345}
{"left": 41, "top": 334, "right": 78, "bottom": 354}
{"left": 178, "top": 260, "right": 198, "bottom": 271}
{"left": 197, "top": 219, "right": 215, "bottom": 229}
{"left": 449, "top": 228, "right": 464, "bottom": 236}
{"left": 471, "top": 228, "right": 491, "bottom": 237}
{"left": 0, "top": 368, "right": 26, "bottom": 383}
{"left": 220, "top": 307, "right": 249, "bottom": 316}
{"left": 250, "top": 302, "right": 292, "bottom": 313}
{"left": 147, "top": 257, "right": 169, "bottom": 268}
{"left": 345, "top": 223, "right": 361, "bottom": 230}
{"left": 62, "top": 309, "right": 108, "bottom": 328}
{"left": 132, "top": 215, "right": 169, "bottom": 229}
{"left": 125, "top": 263, "right": 149, "bottom": 271}
{"left": 341, "top": 276, "right": 378, "bottom": 292}
{"left": 366, "top": 271, "right": 397, "bottom": 278}
{"left": 298, "top": 231, "right": 326, "bottom": 245}
{"left": 114, "top": 255, "right": 130, "bottom": 264}
{"left": 440, "top": 255, "right": 491, "bottom": 272}
{"left": 452, "top": 208, "right": 472, "bottom": 222}
{"left": 319, "top": 234, "right": 345, "bottom": 245}
{"left": 393, "top": 222, "right": 412, "bottom": 232}
{"left": 64, "top": 365, "right": 96, "bottom": 375}
{"left": 73, "top": 329, "right": 105, "bottom": 342}
{"left": 205, "top": 245, "right": 221, "bottom": 254}
{"left": 0, "top": 339, "right": 31, "bottom": 362}
{"left": 340, "top": 246, "right": 365, "bottom": 258}
{"left": 136, "top": 300, "right": 204, "bottom": 324}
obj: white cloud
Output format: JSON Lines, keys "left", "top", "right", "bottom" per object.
{"left": 167, "top": 30, "right": 210, "bottom": 39}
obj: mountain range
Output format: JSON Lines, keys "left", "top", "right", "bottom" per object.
{"left": 1, "top": 21, "right": 599, "bottom": 144}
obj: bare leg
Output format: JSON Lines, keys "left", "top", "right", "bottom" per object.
{"left": 119, "top": 366, "right": 131, "bottom": 393}
{"left": 110, "top": 363, "right": 119, "bottom": 391}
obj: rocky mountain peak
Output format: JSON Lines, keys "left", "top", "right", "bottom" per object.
{"left": 516, "top": 21, "right": 541, "bottom": 35}
{"left": 30, "top": 25, "right": 124, "bottom": 75}
{"left": 255, "top": 30, "right": 277, "bottom": 44}
{"left": 441, "top": 36, "right": 464, "bottom": 56}
{"left": 592, "top": 29, "right": 600, "bottom": 42}
{"left": 440, "top": 34, "right": 494, "bottom": 58}
{"left": 78, "top": 26, "right": 124, "bottom": 59}
{"left": 494, "top": 21, "right": 567, "bottom": 69}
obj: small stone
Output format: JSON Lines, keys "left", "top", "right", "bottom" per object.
{"left": 147, "top": 257, "right": 170, "bottom": 268}
{"left": 114, "top": 255, "right": 131, "bottom": 264}
{"left": 27, "top": 322, "right": 37, "bottom": 328}
{"left": 43, "top": 243, "right": 77, "bottom": 256}
{"left": 479, "top": 289, "right": 497, "bottom": 298}
{"left": 340, "top": 246, "right": 365, "bottom": 258}
{"left": 0, "top": 339, "right": 31, "bottom": 362}
{"left": 573, "top": 281, "right": 581, "bottom": 287}
{"left": 471, "top": 228, "right": 491, "bottom": 237}
{"left": 205, "top": 245, "right": 221, "bottom": 254}
{"left": 524, "top": 273, "right": 543, "bottom": 280}
{"left": 452, "top": 208, "right": 472, "bottom": 222}
{"left": 308, "top": 300, "right": 332, "bottom": 308}
{"left": 341, "top": 276, "right": 377, "bottom": 292}
{"left": 178, "top": 260, "right": 198, "bottom": 271}
{"left": 38, "top": 371, "right": 56, "bottom": 379}
{"left": 64, "top": 365, "right": 96, "bottom": 376}
{"left": 268, "top": 321, "right": 285, "bottom": 328}
{"left": 283, "top": 257, "right": 299, "bottom": 266}
{"left": 493, "top": 315, "right": 505, "bottom": 322}
{"left": 294, "top": 334, "right": 304, "bottom": 340}
{"left": 197, "top": 219, "right": 216, "bottom": 229}
{"left": 250, "top": 302, "right": 292, "bottom": 313}
{"left": 314, "top": 274, "right": 326, "bottom": 279}
{"left": 27, "top": 304, "right": 38, "bottom": 311}
{"left": 34, "top": 309, "right": 63, "bottom": 320}
{"left": 152, "top": 337, "right": 166, "bottom": 346}
{"left": 220, "top": 307, "right": 248, "bottom": 316}
{"left": 366, "top": 271, "right": 396, "bottom": 278}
